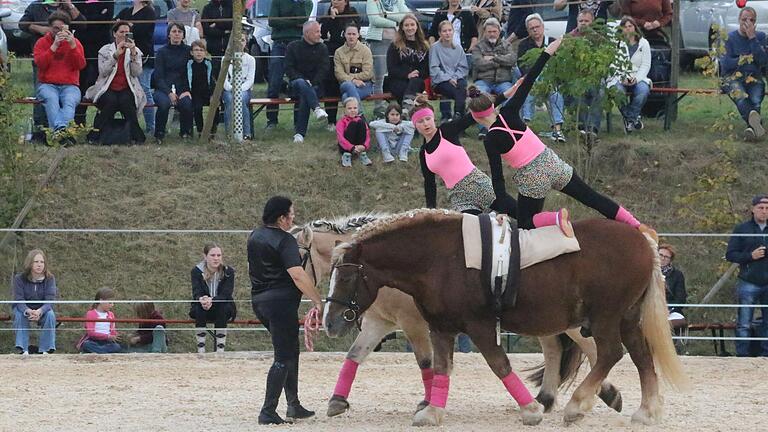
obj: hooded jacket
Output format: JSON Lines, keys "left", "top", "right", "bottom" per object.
{"left": 33, "top": 32, "right": 86, "bottom": 85}
{"left": 85, "top": 43, "right": 147, "bottom": 112}
{"left": 12, "top": 273, "right": 57, "bottom": 315}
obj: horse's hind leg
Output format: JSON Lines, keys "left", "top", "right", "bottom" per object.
{"left": 620, "top": 316, "right": 663, "bottom": 425}
{"left": 564, "top": 328, "right": 623, "bottom": 412}
{"left": 398, "top": 312, "right": 434, "bottom": 413}
{"left": 327, "top": 313, "right": 397, "bottom": 417}
{"left": 412, "top": 330, "right": 455, "bottom": 427}
{"left": 536, "top": 335, "right": 562, "bottom": 413}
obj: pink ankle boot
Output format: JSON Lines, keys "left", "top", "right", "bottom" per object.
{"left": 532, "top": 209, "right": 574, "bottom": 238}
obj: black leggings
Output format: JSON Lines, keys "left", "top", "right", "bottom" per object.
{"left": 389, "top": 77, "right": 426, "bottom": 103}
{"left": 252, "top": 298, "right": 301, "bottom": 363}
{"left": 190, "top": 303, "right": 234, "bottom": 329}
{"left": 338, "top": 118, "right": 368, "bottom": 153}
{"left": 517, "top": 172, "right": 620, "bottom": 229}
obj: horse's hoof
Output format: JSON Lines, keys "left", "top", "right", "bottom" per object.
{"left": 412, "top": 405, "right": 444, "bottom": 426}
{"left": 598, "top": 383, "right": 623, "bottom": 412}
{"left": 520, "top": 401, "right": 544, "bottom": 426}
{"left": 535, "top": 392, "right": 556, "bottom": 413}
{"left": 327, "top": 395, "right": 350, "bottom": 417}
{"left": 415, "top": 400, "right": 430, "bottom": 413}
{"left": 563, "top": 410, "right": 584, "bottom": 425}
{"left": 631, "top": 408, "right": 661, "bottom": 425}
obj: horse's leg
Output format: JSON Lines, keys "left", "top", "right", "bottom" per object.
{"left": 564, "top": 328, "right": 623, "bottom": 412}
{"left": 470, "top": 324, "right": 544, "bottom": 425}
{"left": 412, "top": 330, "right": 455, "bottom": 427}
{"left": 620, "top": 317, "right": 663, "bottom": 425}
{"left": 327, "top": 312, "right": 397, "bottom": 417}
{"left": 398, "top": 313, "right": 434, "bottom": 413}
{"left": 562, "top": 322, "right": 624, "bottom": 424}
{"left": 535, "top": 335, "right": 562, "bottom": 413}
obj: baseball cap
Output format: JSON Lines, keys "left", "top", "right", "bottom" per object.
{"left": 752, "top": 194, "right": 768, "bottom": 206}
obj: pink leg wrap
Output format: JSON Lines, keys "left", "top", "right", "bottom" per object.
{"left": 421, "top": 368, "right": 434, "bottom": 402}
{"left": 615, "top": 206, "right": 641, "bottom": 228}
{"left": 501, "top": 372, "right": 534, "bottom": 407}
{"left": 430, "top": 374, "right": 450, "bottom": 408}
{"left": 532, "top": 211, "right": 559, "bottom": 228}
{"left": 332, "top": 358, "right": 360, "bottom": 399}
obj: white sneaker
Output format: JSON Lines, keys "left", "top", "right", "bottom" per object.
{"left": 748, "top": 110, "right": 765, "bottom": 138}
{"left": 326, "top": 123, "right": 336, "bottom": 132}
{"left": 293, "top": 133, "right": 304, "bottom": 144}
{"left": 314, "top": 107, "right": 328, "bottom": 121}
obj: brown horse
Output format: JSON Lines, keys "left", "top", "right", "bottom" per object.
{"left": 295, "top": 214, "right": 623, "bottom": 417}
{"left": 325, "top": 209, "right": 689, "bottom": 426}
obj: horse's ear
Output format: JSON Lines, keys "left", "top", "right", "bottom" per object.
{"left": 301, "top": 225, "right": 314, "bottom": 244}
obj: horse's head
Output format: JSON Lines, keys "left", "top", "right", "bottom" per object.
{"left": 324, "top": 241, "right": 378, "bottom": 337}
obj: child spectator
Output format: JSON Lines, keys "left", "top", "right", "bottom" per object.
{"left": 126, "top": 299, "right": 168, "bottom": 353}
{"left": 370, "top": 102, "right": 415, "bottom": 162}
{"left": 187, "top": 39, "right": 217, "bottom": 136}
{"left": 77, "top": 288, "right": 122, "bottom": 354}
{"left": 190, "top": 243, "right": 236, "bottom": 353}
{"left": 429, "top": 20, "right": 469, "bottom": 122}
{"left": 12, "top": 249, "right": 58, "bottom": 355}
{"left": 222, "top": 34, "right": 256, "bottom": 140}
{"left": 336, "top": 97, "right": 372, "bottom": 167}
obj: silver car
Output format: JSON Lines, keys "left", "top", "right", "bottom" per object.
{"left": 681, "top": 0, "right": 768, "bottom": 56}
{"left": 0, "top": 8, "right": 10, "bottom": 68}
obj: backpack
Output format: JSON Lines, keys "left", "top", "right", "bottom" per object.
{"left": 648, "top": 47, "right": 671, "bottom": 84}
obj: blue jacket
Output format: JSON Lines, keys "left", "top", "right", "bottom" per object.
{"left": 721, "top": 30, "right": 768, "bottom": 78}
{"left": 726, "top": 218, "right": 768, "bottom": 286}
{"left": 153, "top": 43, "right": 192, "bottom": 95}
{"left": 12, "top": 273, "right": 57, "bottom": 315}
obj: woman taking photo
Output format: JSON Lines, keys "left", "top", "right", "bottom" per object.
{"left": 190, "top": 242, "right": 236, "bottom": 353}
{"left": 12, "top": 249, "right": 58, "bottom": 355}
{"left": 152, "top": 23, "right": 193, "bottom": 143}
{"left": 386, "top": 13, "right": 430, "bottom": 110}
{"left": 248, "top": 196, "right": 324, "bottom": 425}
{"left": 117, "top": 0, "right": 156, "bottom": 134}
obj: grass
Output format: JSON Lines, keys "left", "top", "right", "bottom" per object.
{"left": 1, "top": 54, "right": 767, "bottom": 356}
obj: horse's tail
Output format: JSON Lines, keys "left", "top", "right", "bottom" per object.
{"left": 640, "top": 233, "right": 691, "bottom": 392}
{"left": 526, "top": 333, "right": 585, "bottom": 388}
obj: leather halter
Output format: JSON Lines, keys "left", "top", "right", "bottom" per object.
{"left": 326, "top": 262, "right": 368, "bottom": 322}
{"left": 299, "top": 244, "right": 318, "bottom": 287}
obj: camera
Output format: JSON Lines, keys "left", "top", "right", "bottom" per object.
{"left": 125, "top": 32, "right": 134, "bottom": 42}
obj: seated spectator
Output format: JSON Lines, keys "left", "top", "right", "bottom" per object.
{"left": 518, "top": 13, "right": 566, "bottom": 142}
{"left": 470, "top": 17, "right": 516, "bottom": 138}
{"left": 659, "top": 243, "right": 686, "bottom": 317}
{"left": 366, "top": 0, "right": 410, "bottom": 117}
{"left": 504, "top": 0, "right": 534, "bottom": 41}
{"left": 554, "top": 0, "right": 612, "bottom": 33}
{"left": 73, "top": 0, "right": 113, "bottom": 127}
{"left": 319, "top": 0, "right": 360, "bottom": 129}
{"left": 385, "top": 13, "right": 430, "bottom": 111}
{"left": 190, "top": 243, "right": 236, "bottom": 354}
{"left": 168, "top": 0, "right": 204, "bottom": 44}
{"left": 609, "top": 16, "right": 651, "bottom": 134}
{"left": 222, "top": 35, "right": 255, "bottom": 140}
{"left": 370, "top": 102, "right": 415, "bottom": 162}
{"left": 619, "top": 0, "right": 672, "bottom": 44}
{"left": 85, "top": 21, "right": 147, "bottom": 144}
{"left": 286, "top": 21, "right": 329, "bottom": 144}
{"left": 33, "top": 11, "right": 86, "bottom": 143}
{"left": 726, "top": 194, "right": 768, "bottom": 357}
{"left": 566, "top": 10, "right": 604, "bottom": 143}
{"left": 188, "top": 40, "right": 217, "bottom": 136}
{"left": 430, "top": 20, "right": 470, "bottom": 122}
{"left": 720, "top": 6, "right": 767, "bottom": 142}
{"left": 334, "top": 24, "right": 374, "bottom": 110}
{"left": 77, "top": 288, "right": 122, "bottom": 354}
{"left": 12, "top": 249, "right": 57, "bottom": 355}
{"left": 125, "top": 299, "right": 168, "bottom": 353}
{"left": 152, "top": 23, "right": 194, "bottom": 143}
{"left": 470, "top": 0, "right": 502, "bottom": 38}
{"left": 337, "top": 97, "right": 372, "bottom": 167}
{"left": 428, "top": 0, "right": 478, "bottom": 53}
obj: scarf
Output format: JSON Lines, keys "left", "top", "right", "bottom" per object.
{"left": 661, "top": 264, "right": 673, "bottom": 277}
{"left": 379, "top": 0, "right": 397, "bottom": 12}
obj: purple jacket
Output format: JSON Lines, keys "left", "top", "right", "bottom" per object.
{"left": 12, "top": 273, "right": 57, "bottom": 315}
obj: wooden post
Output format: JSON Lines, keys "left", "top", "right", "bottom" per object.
{"left": 668, "top": 0, "right": 681, "bottom": 123}
{"left": 701, "top": 263, "right": 738, "bottom": 304}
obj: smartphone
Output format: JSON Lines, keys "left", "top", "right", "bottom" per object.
{"left": 62, "top": 24, "right": 68, "bottom": 32}
{"left": 125, "top": 32, "right": 134, "bottom": 42}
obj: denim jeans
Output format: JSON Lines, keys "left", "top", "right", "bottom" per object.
{"left": 139, "top": 66, "right": 155, "bottom": 132}
{"left": 522, "top": 91, "right": 565, "bottom": 126}
{"left": 456, "top": 333, "right": 472, "bottom": 353}
{"left": 474, "top": 80, "right": 513, "bottom": 132}
{"left": 340, "top": 80, "right": 374, "bottom": 106}
{"left": 266, "top": 41, "right": 289, "bottom": 125}
{"left": 723, "top": 77, "right": 765, "bottom": 125}
{"left": 125, "top": 326, "right": 168, "bottom": 353}
{"left": 14, "top": 309, "right": 56, "bottom": 352}
{"left": 368, "top": 39, "right": 392, "bottom": 94}
{"left": 154, "top": 91, "right": 194, "bottom": 138}
{"left": 614, "top": 81, "right": 651, "bottom": 121}
{"left": 568, "top": 87, "right": 604, "bottom": 133}
{"left": 291, "top": 78, "right": 322, "bottom": 136}
{"left": 36, "top": 84, "right": 81, "bottom": 130}
{"left": 81, "top": 339, "right": 123, "bottom": 354}
{"left": 223, "top": 89, "right": 253, "bottom": 137}
{"left": 735, "top": 280, "right": 768, "bottom": 356}
{"left": 31, "top": 62, "right": 47, "bottom": 128}
{"left": 374, "top": 129, "right": 414, "bottom": 158}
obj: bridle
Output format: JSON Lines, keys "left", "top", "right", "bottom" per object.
{"left": 298, "top": 243, "right": 318, "bottom": 287}
{"left": 325, "top": 262, "right": 368, "bottom": 323}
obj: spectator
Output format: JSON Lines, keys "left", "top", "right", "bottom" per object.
{"left": 125, "top": 300, "right": 168, "bottom": 353}
{"left": 285, "top": 21, "right": 329, "bottom": 144}
{"left": 117, "top": 0, "right": 157, "bottom": 135}
{"left": 567, "top": 10, "right": 604, "bottom": 143}
{"left": 222, "top": 35, "right": 256, "bottom": 140}
{"left": 366, "top": 0, "right": 410, "bottom": 117}
{"left": 190, "top": 243, "right": 236, "bottom": 354}
{"left": 619, "top": 0, "right": 672, "bottom": 44}
{"left": 249, "top": 196, "right": 324, "bottom": 424}
{"left": 168, "top": 0, "right": 204, "bottom": 42}
{"left": 518, "top": 13, "right": 566, "bottom": 142}
{"left": 726, "top": 194, "right": 768, "bottom": 357}
{"left": 370, "top": 102, "right": 415, "bottom": 162}
{"left": 152, "top": 23, "right": 194, "bottom": 143}
{"left": 470, "top": 0, "right": 502, "bottom": 38}
{"left": 430, "top": 20, "right": 470, "bottom": 122}
{"left": 554, "top": 0, "right": 613, "bottom": 34}
{"left": 77, "top": 287, "right": 122, "bottom": 354}
{"left": 265, "top": 0, "right": 313, "bottom": 130}
{"left": 385, "top": 13, "right": 429, "bottom": 111}
{"left": 428, "top": 0, "right": 479, "bottom": 53}
{"left": 337, "top": 97, "right": 373, "bottom": 167}
{"left": 33, "top": 11, "right": 86, "bottom": 143}
{"left": 85, "top": 21, "right": 146, "bottom": 144}
{"left": 609, "top": 16, "right": 651, "bottom": 134}
{"left": 73, "top": 0, "right": 113, "bottom": 127}
{"left": 12, "top": 249, "right": 57, "bottom": 355}
{"left": 187, "top": 40, "right": 218, "bottom": 136}
{"left": 470, "top": 17, "right": 516, "bottom": 138}
{"left": 334, "top": 24, "right": 374, "bottom": 109}
{"left": 201, "top": 0, "right": 232, "bottom": 74}
{"left": 659, "top": 243, "right": 686, "bottom": 316}
{"left": 319, "top": 0, "right": 360, "bottom": 130}
{"left": 720, "top": 6, "right": 767, "bottom": 142}
{"left": 504, "top": 0, "right": 534, "bottom": 42}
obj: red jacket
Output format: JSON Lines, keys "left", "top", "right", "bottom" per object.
{"left": 33, "top": 32, "right": 86, "bottom": 86}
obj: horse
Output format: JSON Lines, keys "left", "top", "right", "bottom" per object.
{"left": 324, "top": 209, "right": 690, "bottom": 426}
{"left": 293, "top": 213, "right": 624, "bottom": 417}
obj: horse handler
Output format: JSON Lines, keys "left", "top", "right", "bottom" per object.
{"left": 248, "top": 196, "right": 325, "bottom": 425}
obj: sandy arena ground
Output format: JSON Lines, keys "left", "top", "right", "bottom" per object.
{"left": 1, "top": 352, "right": 766, "bottom": 431}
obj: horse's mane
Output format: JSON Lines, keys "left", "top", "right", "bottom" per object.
{"left": 304, "top": 211, "right": 389, "bottom": 234}
{"left": 353, "top": 208, "right": 461, "bottom": 242}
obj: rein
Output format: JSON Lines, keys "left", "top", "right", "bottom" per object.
{"left": 326, "top": 263, "right": 367, "bottom": 323}
{"left": 299, "top": 244, "right": 318, "bottom": 287}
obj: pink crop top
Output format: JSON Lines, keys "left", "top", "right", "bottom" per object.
{"left": 489, "top": 115, "right": 546, "bottom": 169}
{"left": 424, "top": 132, "right": 476, "bottom": 189}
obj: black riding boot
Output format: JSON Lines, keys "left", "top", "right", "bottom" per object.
{"left": 258, "top": 361, "right": 289, "bottom": 425}
{"left": 284, "top": 358, "right": 315, "bottom": 420}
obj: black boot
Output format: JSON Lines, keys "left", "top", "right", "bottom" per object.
{"left": 284, "top": 358, "right": 315, "bottom": 420}
{"left": 258, "top": 362, "right": 289, "bottom": 425}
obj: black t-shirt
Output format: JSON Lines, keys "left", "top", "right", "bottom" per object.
{"left": 117, "top": 5, "right": 157, "bottom": 66}
{"left": 247, "top": 226, "right": 302, "bottom": 301}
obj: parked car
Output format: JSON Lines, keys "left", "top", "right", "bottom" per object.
{"left": 114, "top": 0, "right": 177, "bottom": 55}
{"left": 1, "top": 0, "right": 33, "bottom": 54}
{"left": 0, "top": 8, "right": 9, "bottom": 69}
{"left": 680, "top": 0, "right": 768, "bottom": 57}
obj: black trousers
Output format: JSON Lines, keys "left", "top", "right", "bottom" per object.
{"left": 192, "top": 97, "right": 219, "bottom": 134}
{"left": 95, "top": 89, "right": 146, "bottom": 143}
{"left": 389, "top": 77, "right": 426, "bottom": 103}
{"left": 190, "top": 303, "right": 234, "bottom": 329}
{"left": 75, "top": 59, "right": 99, "bottom": 125}
{"left": 338, "top": 118, "right": 368, "bottom": 153}
{"left": 252, "top": 298, "right": 301, "bottom": 363}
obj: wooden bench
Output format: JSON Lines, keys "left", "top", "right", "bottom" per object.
{"left": 685, "top": 322, "right": 736, "bottom": 356}
{"left": 650, "top": 87, "right": 721, "bottom": 130}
